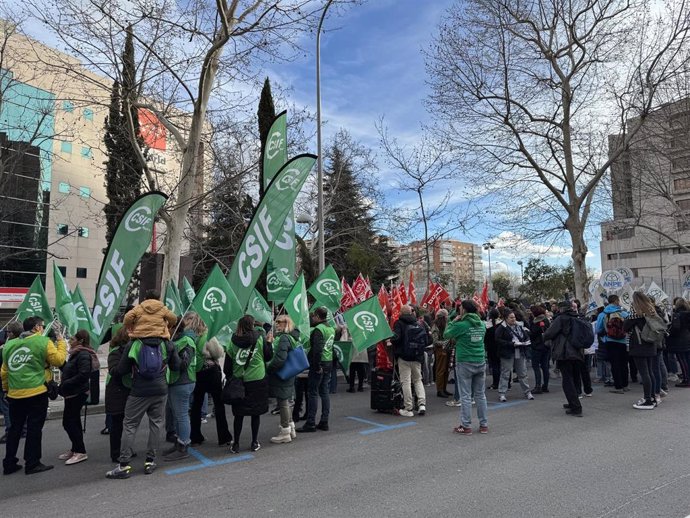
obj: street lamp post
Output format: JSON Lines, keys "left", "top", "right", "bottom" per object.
{"left": 316, "top": 0, "right": 335, "bottom": 274}
{"left": 483, "top": 242, "right": 495, "bottom": 299}
{"left": 517, "top": 260, "right": 524, "bottom": 285}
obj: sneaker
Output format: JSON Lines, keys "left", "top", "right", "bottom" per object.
{"left": 398, "top": 409, "right": 414, "bottom": 417}
{"left": 499, "top": 395, "right": 507, "bottom": 402}
{"left": 479, "top": 425, "right": 489, "bottom": 434}
{"left": 565, "top": 409, "right": 583, "bottom": 417}
{"left": 578, "top": 394, "right": 584, "bottom": 399}
{"left": 316, "top": 422, "right": 329, "bottom": 431}
{"left": 250, "top": 442, "right": 261, "bottom": 452}
{"left": 660, "top": 389, "right": 669, "bottom": 397}
{"left": 668, "top": 374, "right": 679, "bottom": 382}
{"left": 105, "top": 464, "right": 131, "bottom": 479}
{"left": 65, "top": 453, "right": 88, "bottom": 465}
{"left": 532, "top": 388, "right": 543, "bottom": 394}
{"left": 526, "top": 392, "right": 535, "bottom": 400}
{"left": 584, "top": 392, "right": 593, "bottom": 397}
{"left": 270, "top": 407, "right": 280, "bottom": 416}
{"left": 58, "top": 450, "right": 74, "bottom": 461}
{"left": 201, "top": 418, "right": 208, "bottom": 424}
{"left": 144, "top": 460, "right": 157, "bottom": 475}
{"left": 100, "top": 427, "right": 110, "bottom": 435}
{"left": 636, "top": 398, "right": 646, "bottom": 406}
{"left": 298, "top": 424, "right": 317, "bottom": 433}
{"left": 3, "top": 463, "right": 22, "bottom": 475}
{"left": 445, "top": 400, "right": 461, "bottom": 407}
{"left": 417, "top": 405, "right": 426, "bottom": 416}
{"left": 453, "top": 425, "right": 472, "bottom": 436}
{"left": 230, "top": 443, "right": 240, "bottom": 454}
{"left": 633, "top": 400, "right": 655, "bottom": 410}
{"left": 653, "top": 396, "right": 661, "bottom": 406}
{"left": 472, "top": 399, "right": 476, "bottom": 405}
{"left": 623, "top": 387, "right": 631, "bottom": 392}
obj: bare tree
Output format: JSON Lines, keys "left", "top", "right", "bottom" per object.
{"left": 426, "top": 0, "right": 690, "bottom": 300}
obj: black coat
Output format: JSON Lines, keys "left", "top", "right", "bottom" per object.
{"left": 666, "top": 311, "right": 690, "bottom": 353}
{"left": 624, "top": 317, "right": 656, "bottom": 358}
{"left": 105, "top": 345, "right": 130, "bottom": 415}
{"left": 267, "top": 330, "right": 301, "bottom": 400}
{"left": 495, "top": 323, "right": 529, "bottom": 360}
{"left": 529, "top": 316, "right": 551, "bottom": 352}
{"left": 543, "top": 311, "right": 584, "bottom": 362}
{"left": 59, "top": 350, "right": 91, "bottom": 398}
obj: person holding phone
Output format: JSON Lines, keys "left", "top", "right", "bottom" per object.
{"left": 495, "top": 310, "right": 534, "bottom": 402}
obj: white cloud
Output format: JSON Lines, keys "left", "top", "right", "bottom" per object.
{"left": 489, "top": 231, "right": 574, "bottom": 260}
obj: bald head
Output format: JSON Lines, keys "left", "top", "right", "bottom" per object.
{"left": 401, "top": 305, "right": 413, "bottom": 315}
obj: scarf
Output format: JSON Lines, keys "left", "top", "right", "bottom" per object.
{"left": 70, "top": 345, "right": 101, "bottom": 371}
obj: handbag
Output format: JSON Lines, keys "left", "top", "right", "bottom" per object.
{"left": 45, "top": 380, "right": 59, "bottom": 401}
{"left": 277, "top": 345, "right": 310, "bottom": 381}
{"left": 221, "top": 340, "right": 258, "bottom": 405}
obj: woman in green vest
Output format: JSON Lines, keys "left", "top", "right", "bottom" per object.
{"left": 164, "top": 312, "right": 203, "bottom": 462}
{"left": 267, "top": 316, "right": 301, "bottom": 444}
{"left": 224, "top": 315, "right": 272, "bottom": 453}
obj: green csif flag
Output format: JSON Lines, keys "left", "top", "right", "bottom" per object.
{"left": 333, "top": 341, "right": 354, "bottom": 374}
{"left": 72, "top": 285, "right": 96, "bottom": 344}
{"left": 16, "top": 276, "right": 53, "bottom": 325}
{"left": 164, "top": 280, "right": 183, "bottom": 316}
{"left": 343, "top": 296, "right": 393, "bottom": 352}
{"left": 91, "top": 191, "right": 168, "bottom": 342}
{"left": 284, "top": 274, "right": 310, "bottom": 345}
{"left": 53, "top": 262, "right": 77, "bottom": 336}
{"left": 192, "top": 264, "right": 242, "bottom": 340}
{"left": 308, "top": 264, "right": 342, "bottom": 312}
{"left": 267, "top": 267, "right": 293, "bottom": 304}
{"left": 181, "top": 277, "right": 195, "bottom": 311}
{"left": 246, "top": 289, "right": 272, "bottom": 324}
{"left": 227, "top": 154, "right": 316, "bottom": 308}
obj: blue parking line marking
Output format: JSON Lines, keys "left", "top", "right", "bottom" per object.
{"left": 488, "top": 400, "right": 530, "bottom": 409}
{"left": 347, "top": 416, "right": 417, "bottom": 435}
{"left": 164, "top": 452, "right": 253, "bottom": 475}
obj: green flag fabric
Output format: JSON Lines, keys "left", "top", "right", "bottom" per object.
{"left": 343, "top": 296, "right": 393, "bottom": 353}
{"left": 182, "top": 277, "right": 195, "bottom": 311}
{"left": 284, "top": 274, "right": 310, "bottom": 345}
{"left": 52, "top": 262, "right": 78, "bottom": 336}
{"left": 262, "top": 111, "right": 287, "bottom": 184}
{"left": 227, "top": 154, "right": 316, "bottom": 308}
{"left": 72, "top": 285, "right": 96, "bottom": 344}
{"left": 16, "top": 276, "right": 53, "bottom": 325}
{"left": 164, "top": 280, "right": 183, "bottom": 316}
{"left": 91, "top": 191, "right": 167, "bottom": 341}
{"left": 308, "top": 265, "right": 342, "bottom": 312}
{"left": 192, "top": 264, "right": 242, "bottom": 340}
{"left": 266, "top": 267, "right": 294, "bottom": 304}
{"left": 246, "top": 289, "right": 272, "bottom": 324}
{"left": 333, "top": 340, "right": 354, "bottom": 374}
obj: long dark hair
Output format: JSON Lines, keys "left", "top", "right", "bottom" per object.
{"left": 434, "top": 312, "right": 448, "bottom": 336}
{"left": 74, "top": 329, "right": 90, "bottom": 347}
{"left": 235, "top": 315, "right": 255, "bottom": 336}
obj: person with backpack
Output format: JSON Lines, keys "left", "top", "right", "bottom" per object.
{"left": 667, "top": 298, "right": 690, "bottom": 387}
{"left": 528, "top": 305, "right": 551, "bottom": 394}
{"left": 225, "top": 315, "right": 272, "bottom": 452}
{"left": 106, "top": 331, "right": 180, "bottom": 479}
{"left": 495, "top": 310, "right": 534, "bottom": 402}
{"left": 391, "top": 305, "right": 429, "bottom": 417}
{"left": 624, "top": 292, "right": 663, "bottom": 410}
{"left": 596, "top": 295, "right": 630, "bottom": 394}
{"left": 299, "top": 307, "right": 335, "bottom": 432}
{"left": 266, "top": 316, "right": 301, "bottom": 444}
{"left": 57, "top": 329, "right": 98, "bottom": 466}
{"left": 544, "top": 301, "right": 594, "bottom": 416}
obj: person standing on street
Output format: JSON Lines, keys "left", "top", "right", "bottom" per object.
{"left": 105, "top": 326, "right": 132, "bottom": 463}
{"left": 2, "top": 317, "right": 67, "bottom": 475}
{"left": 596, "top": 295, "right": 630, "bottom": 394}
{"left": 495, "top": 310, "right": 534, "bottom": 402}
{"left": 391, "top": 305, "right": 429, "bottom": 417}
{"left": 444, "top": 300, "right": 488, "bottom": 435}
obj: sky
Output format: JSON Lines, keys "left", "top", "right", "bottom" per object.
{"left": 265, "top": 0, "right": 604, "bottom": 276}
{"left": 14, "top": 0, "right": 604, "bottom": 277}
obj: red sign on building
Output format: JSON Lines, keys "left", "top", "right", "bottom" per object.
{"left": 138, "top": 108, "right": 167, "bottom": 151}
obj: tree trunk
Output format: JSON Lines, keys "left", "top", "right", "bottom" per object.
{"left": 567, "top": 215, "right": 589, "bottom": 302}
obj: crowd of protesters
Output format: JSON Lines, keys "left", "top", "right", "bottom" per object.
{"left": 1, "top": 287, "right": 686, "bottom": 477}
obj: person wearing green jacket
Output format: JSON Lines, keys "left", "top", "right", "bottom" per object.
{"left": 444, "top": 300, "right": 488, "bottom": 435}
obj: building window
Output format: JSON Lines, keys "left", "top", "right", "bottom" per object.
{"left": 81, "top": 146, "right": 92, "bottom": 159}
{"left": 83, "top": 108, "right": 93, "bottom": 121}
{"left": 677, "top": 219, "right": 690, "bottom": 232}
{"left": 62, "top": 100, "right": 74, "bottom": 112}
{"left": 60, "top": 141, "right": 72, "bottom": 154}
{"left": 674, "top": 178, "right": 690, "bottom": 192}
{"left": 58, "top": 182, "right": 70, "bottom": 194}
{"left": 79, "top": 186, "right": 91, "bottom": 198}
{"left": 77, "top": 226, "right": 89, "bottom": 238}
{"left": 678, "top": 199, "right": 690, "bottom": 211}
{"left": 58, "top": 266, "right": 67, "bottom": 276}
{"left": 606, "top": 252, "right": 637, "bottom": 260}
{"left": 76, "top": 267, "right": 87, "bottom": 278}
{"left": 57, "top": 224, "right": 68, "bottom": 235}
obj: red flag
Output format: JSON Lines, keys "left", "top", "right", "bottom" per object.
{"left": 497, "top": 297, "right": 505, "bottom": 308}
{"left": 352, "top": 274, "right": 368, "bottom": 303}
{"left": 377, "top": 285, "right": 389, "bottom": 312}
{"left": 408, "top": 271, "right": 417, "bottom": 305}
{"left": 340, "top": 277, "right": 357, "bottom": 312}
{"left": 480, "top": 279, "right": 489, "bottom": 308}
{"left": 425, "top": 283, "right": 450, "bottom": 311}
{"left": 364, "top": 276, "right": 374, "bottom": 298}
{"left": 472, "top": 292, "right": 483, "bottom": 313}
{"left": 390, "top": 288, "right": 403, "bottom": 326}
{"left": 420, "top": 282, "right": 435, "bottom": 308}
{"left": 399, "top": 281, "right": 408, "bottom": 305}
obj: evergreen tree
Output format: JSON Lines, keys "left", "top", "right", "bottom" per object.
{"left": 323, "top": 132, "right": 398, "bottom": 288}
{"left": 103, "top": 25, "right": 144, "bottom": 246}
{"left": 257, "top": 77, "right": 276, "bottom": 200}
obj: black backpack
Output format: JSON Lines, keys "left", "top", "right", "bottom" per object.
{"left": 401, "top": 322, "right": 429, "bottom": 361}
{"left": 567, "top": 317, "right": 595, "bottom": 349}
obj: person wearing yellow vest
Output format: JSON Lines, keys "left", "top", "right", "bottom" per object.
{"left": 2, "top": 317, "right": 67, "bottom": 475}
{"left": 224, "top": 315, "right": 272, "bottom": 454}
{"left": 299, "top": 307, "right": 335, "bottom": 433}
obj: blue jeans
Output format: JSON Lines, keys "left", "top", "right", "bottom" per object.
{"left": 169, "top": 383, "right": 195, "bottom": 445}
{"left": 0, "top": 393, "right": 10, "bottom": 432}
{"left": 597, "top": 360, "right": 612, "bottom": 382}
{"left": 307, "top": 367, "right": 331, "bottom": 426}
{"left": 457, "top": 362, "right": 488, "bottom": 427}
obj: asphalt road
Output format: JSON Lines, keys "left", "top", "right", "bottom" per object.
{"left": 2, "top": 375, "right": 690, "bottom": 518}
